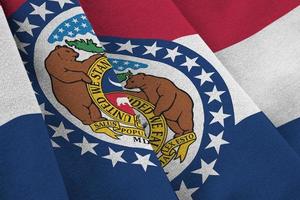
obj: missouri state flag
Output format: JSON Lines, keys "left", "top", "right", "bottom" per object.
{"left": 1, "top": 0, "right": 300, "bottom": 200}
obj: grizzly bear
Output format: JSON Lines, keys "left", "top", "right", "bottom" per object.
{"left": 124, "top": 73, "right": 194, "bottom": 137}
{"left": 45, "top": 45, "right": 105, "bottom": 125}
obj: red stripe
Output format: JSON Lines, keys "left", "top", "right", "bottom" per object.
{"left": 2, "top": 0, "right": 300, "bottom": 52}
{"left": 8, "top": 0, "right": 296, "bottom": 52}
{"left": 80, "top": 0, "right": 195, "bottom": 40}
{"left": 1, "top": 0, "right": 196, "bottom": 41}
{"left": 173, "top": 0, "right": 300, "bottom": 51}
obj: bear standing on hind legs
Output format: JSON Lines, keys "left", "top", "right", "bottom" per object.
{"left": 124, "top": 73, "right": 194, "bottom": 137}
{"left": 45, "top": 45, "right": 105, "bottom": 125}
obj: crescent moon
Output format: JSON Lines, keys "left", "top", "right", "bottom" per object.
{"left": 109, "top": 78, "right": 123, "bottom": 87}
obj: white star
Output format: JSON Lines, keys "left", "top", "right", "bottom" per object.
{"left": 116, "top": 41, "right": 138, "bottom": 53}
{"left": 210, "top": 107, "right": 230, "bottom": 126}
{"left": 205, "top": 86, "right": 225, "bottom": 103}
{"left": 51, "top": 140, "right": 60, "bottom": 148}
{"left": 13, "top": 35, "right": 30, "bottom": 54}
{"left": 81, "top": 23, "right": 87, "bottom": 28}
{"left": 53, "top": 34, "right": 59, "bottom": 40}
{"left": 181, "top": 56, "right": 200, "bottom": 71}
{"left": 192, "top": 159, "right": 219, "bottom": 183}
{"left": 49, "top": 122, "right": 73, "bottom": 141}
{"left": 74, "top": 27, "right": 80, "bottom": 32}
{"left": 75, "top": 137, "right": 98, "bottom": 155}
{"left": 81, "top": 15, "right": 87, "bottom": 20}
{"left": 124, "top": 61, "right": 129, "bottom": 65}
{"left": 164, "top": 46, "right": 182, "bottom": 62}
{"left": 14, "top": 18, "right": 39, "bottom": 36}
{"left": 39, "top": 103, "right": 54, "bottom": 119}
{"left": 112, "top": 60, "right": 118, "bottom": 64}
{"left": 30, "top": 3, "right": 53, "bottom": 21}
{"left": 58, "top": 28, "right": 64, "bottom": 33}
{"left": 132, "top": 153, "right": 156, "bottom": 172}
{"left": 205, "top": 131, "right": 229, "bottom": 154}
{"left": 175, "top": 181, "right": 198, "bottom": 200}
{"left": 143, "top": 42, "right": 162, "bottom": 57}
{"left": 49, "top": 0, "right": 74, "bottom": 9}
{"left": 195, "top": 69, "right": 214, "bottom": 86}
{"left": 72, "top": 18, "right": 78, "bottom": 23}
{"left": 64, "top": 22, "right": 70, "bottom": 28}
{"left": 103, "top": 147, "right": 127, "bottom": 167}
{"left": 68, "top": 31, "right": 74, "bottom": 36}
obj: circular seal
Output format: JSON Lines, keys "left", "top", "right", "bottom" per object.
{"left": 15, "top": 5, "right": 235, "bottom": 183}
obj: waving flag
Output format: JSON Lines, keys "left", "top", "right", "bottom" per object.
{"left": 172, "top": 0, "right": 300, "bottom": 155}
{"left": 0, "top": 3, "right": 68, "bottom": 200}
{"left": 0, "top": 0, "right": 177, "bottom": 200}
{"left": 79, "top": 0, "right": 300, "bottom": 199}
{"left": 2, "top": 0, "right": 300, "bottom": 200}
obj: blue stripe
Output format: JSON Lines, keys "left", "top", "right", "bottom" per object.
{"left": 0, "top": 114, "right": 68, "bottom": 200}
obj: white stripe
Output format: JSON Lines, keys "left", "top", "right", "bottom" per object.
{"left": 216, "top": 6, "right": 300, "bottom": 127}
{"left": 174, "top": 34, "right": 260, "bottom": 125}
{"left": 0, "top": 7, "right": 41, "bottom": 126}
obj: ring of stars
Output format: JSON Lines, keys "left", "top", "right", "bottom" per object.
{"left": 10, "top": 1, "right": 235, "bottom": 198}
